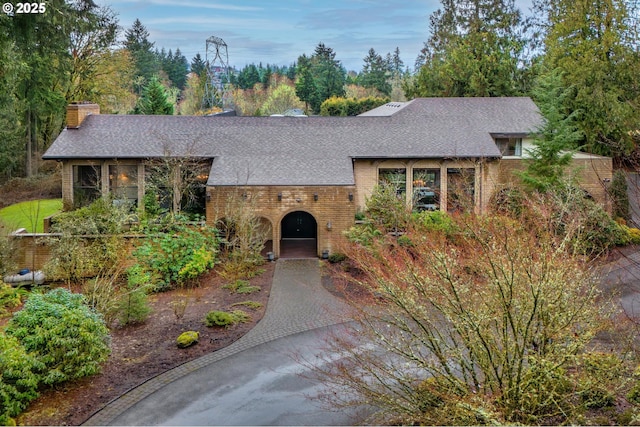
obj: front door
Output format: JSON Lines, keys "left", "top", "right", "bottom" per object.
{"left": 281, "top": 211, "right": 317, "bottom": 239}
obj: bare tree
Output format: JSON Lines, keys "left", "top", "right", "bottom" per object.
{"left": 312, "top": 210, "right": 623, "bottom": 425}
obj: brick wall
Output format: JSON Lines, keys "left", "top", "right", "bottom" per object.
{"left": 496, "top": 155, "right": 612, "bottom": 208}
{"left": 206, "top": 185, "right": 356, "bottom": 258}
{"left": 9, "top": 232, "right": 53, "bottom": 271}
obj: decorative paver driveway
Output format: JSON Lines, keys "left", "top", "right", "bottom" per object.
{"left": 83, "top": 259, "right": 353, "bottom": 426}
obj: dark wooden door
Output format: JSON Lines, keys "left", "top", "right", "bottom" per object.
{"left": 281, "top": 211, "right": 316, "bottom": 238}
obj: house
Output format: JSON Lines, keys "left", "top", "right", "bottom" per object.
{"left": 43, "top": 98, "right": 612, "bottom": 258}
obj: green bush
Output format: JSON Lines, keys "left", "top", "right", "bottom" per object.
{"left": 204, "top": 310, "right": 235, "bottom": 327}
{"left": 412, "top": 210, "right": 456, "bottom": 236}
{"left": 116, "top": 265, "right": 152, "bottom": 326}
{"left": 328, "top": 252, "right": 347, "bottom": 263}
{"left": 231, "top": 301, "right": 263, "bottom": 310}
{"left": 44, "top": 198, "right": 130, "bottom": 283}
{"left": 223, "top": 279, "right": 261, "bottom": 294}
{"left": 319, "top": 96, "right": 390, "bottom": 116}
{"left": 610, "top": 170, "right": 630, "bottom": 222}
{"left": 176, "top": 331, "right": 199, "bottom": 348}
{"left": 134, "top": 223, "right": 219, "bottom": 291}
{"left": 204, "top": 309, "right": 250, "bottom": 327}
{"left": 0, "top": 282, "right": 27, "bottom": 318}
{"left": 0, "top": 334, "right": 43, "bottom": 425}
{"left": 6, "top": 288, "right": 111, "bottom": 385}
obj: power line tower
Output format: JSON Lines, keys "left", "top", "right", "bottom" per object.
{"left": 203, "top": 36, "right": 231, "bottom": 111}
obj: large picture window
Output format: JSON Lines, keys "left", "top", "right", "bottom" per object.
{"left": 412, "top": 168, "right": 440, "bottom": 211}
{"left": 379, "top": 168, "right": 407, "bottom": 197}
{"left": 447, "top": 168, "right": 475, "bottom": 213}
{"left": 73, "top": 165, "right": 101, "bottom": 208}
{"left": 109, "top": 165, "right": 138, "bottom": 207}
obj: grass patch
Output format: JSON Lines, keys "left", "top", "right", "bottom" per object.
{"left": 0, "top": 199, "right": 62, "bottom": 233}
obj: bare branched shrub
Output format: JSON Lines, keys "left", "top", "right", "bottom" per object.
{"left": 217, "top": 190, "right": 268, "bottom": 281}
{"left": 313, "top": 212, "right": 621, "bottom": 425}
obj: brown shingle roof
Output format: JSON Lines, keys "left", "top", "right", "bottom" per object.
{"left": 43, "top": 97, "right": 543, "bottom": 186}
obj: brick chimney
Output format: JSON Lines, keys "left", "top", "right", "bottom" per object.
{"left": 66, "top": 102, "right": 100, "bottom": 129}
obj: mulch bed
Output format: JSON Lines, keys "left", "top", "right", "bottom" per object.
{"left": 16, "top": 262, "right": 275, "bottom": 426}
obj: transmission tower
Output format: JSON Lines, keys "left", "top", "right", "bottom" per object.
{"left": 203, "top": 36, "right": 231, "bottom": 111}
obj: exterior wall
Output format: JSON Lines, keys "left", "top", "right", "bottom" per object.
{"left": 353, "top": 158, "right": 499, "bottom": 214}
{"left": 495, "top": 155, "right": 613, "bottom": 208}
{"left": 206, "top": 185, "right": 356, "bottom": 258}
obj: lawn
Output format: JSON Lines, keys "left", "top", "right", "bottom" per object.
{"left": 0, "top": 199, "right": 62, "bottom": 233}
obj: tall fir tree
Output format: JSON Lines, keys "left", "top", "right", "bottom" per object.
{"left": 133, "top": 77, "right": 174, "bottom": 115}
{"left": 359, "top": 48, "right": 392, "bottom": 96}
{"left": 124, "top": 19, "right": 159, "bottom": 91}
{"left": 537, "top": 0, "right": 640, "bottom": 157}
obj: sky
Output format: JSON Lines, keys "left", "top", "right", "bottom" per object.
{"left": 95, "top": 0, "right": 440, "bottom": 72}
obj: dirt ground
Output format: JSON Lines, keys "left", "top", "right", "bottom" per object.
{"left": 15, "top": 262, "right": 276, "bottom": 426}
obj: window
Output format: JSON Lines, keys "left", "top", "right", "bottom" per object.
{"left": 495, "top": 137, "right": 522, "bottom": 156}
{"left": 109, "top": 165, "right": 138, "bottom": 207}
{"left": 379, "top": 168, "right": 406, "bottom": 197}
{"left": 73, "top": 165, "right": 101, "bottom": 207}
{"left": 447, "top": 168, "right": 475, "bottom": 213}
{"left": 412, "top": 168, "right": 440, "bottom": 211}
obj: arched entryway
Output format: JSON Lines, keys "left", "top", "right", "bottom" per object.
{"left": 280, "top": 211, "right": 317, "bottom": 258}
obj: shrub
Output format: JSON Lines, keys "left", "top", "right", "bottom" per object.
{"left": 231, "top": 301, "right": 263, "bottom": 310}
{"left": 411, "top": 210, "right": 456, "bottom": 236}
{"left": 6, "top": 288, "right": 111, "bottom": 385}
{"left": 134, "top": 223, "right": 219, "bottom": 291}
{"left": 0, "top": 282, "right": 27, "bottom": 318}
{"left": 364, "top": 184, "right": 410, "bottom": 233}
{"left": 176, "top": 331, "right": 199, "bottom": 348}
{"left": 116, "top": 265, "right": 152, "bottom": 326}
{"left": 328, "top": 252, "right": 347, "bottom": 263}
{"left": 204, "top": 310, "right": 235, "bottom": 327}
{"left": 177, "top": 245, "right": 215, "bottom": 284}
{"left": 44, "top": 198, "right": 131, "bottom": 283}
{"left": 223, "top": 279, "right": 260, "bottom": 294}
{"left": 0, "top": 236, "right": 16, "bottom": 278}
{"left": 0, "top": 334, "right": 43, "bottom": 425}
{"left": 610, "top": 170, "right": 631, "bottom": 222}
{"left": 204, "top": 309, "right": 250, "bottom": 327}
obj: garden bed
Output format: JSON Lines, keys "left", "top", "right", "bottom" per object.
{"left": 15, "top": 262, "right": 275, "bottom": 426}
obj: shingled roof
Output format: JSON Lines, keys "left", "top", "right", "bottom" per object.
{"left": 43, "top": 97, "right": 543, "bottom": 186}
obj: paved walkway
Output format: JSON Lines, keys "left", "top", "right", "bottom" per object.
{"left": 83, "top": 258, "right": 352, "bottom": 426}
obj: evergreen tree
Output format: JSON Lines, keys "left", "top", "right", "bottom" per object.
{"left": 190, "top": 53, "right": 206, "bottom": 77}
{"left": 359, "top": 48, "right": 392, "bottom": 96}
{"left": 310, "top": 43, "right": 346, "bottom": 111}
{"left": 295, "top": 55, "right": 317, "bottom": 114}
{"left": 407, "top": 0, "right": 529, "bottom": 98}
{"left": 133, "top": 77, "right": 174, "bottom": 115}
{"left": 1, "top": 0, "right": 118, "bottom": 177}
{"left": 537, "top": 0, "right": 640, "bottom": 157}
{"left": 519, "top": 69, "right": 582, "bottom": 192}
{"left": 124, "top": 19, "right": 159, "bottom": 90}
